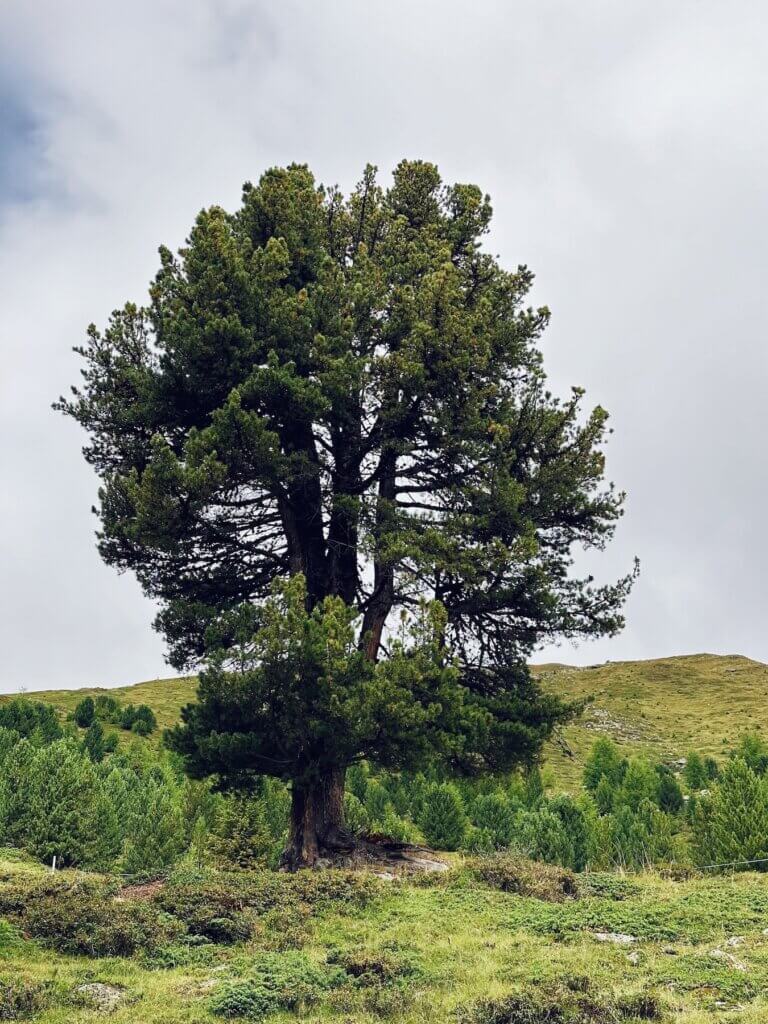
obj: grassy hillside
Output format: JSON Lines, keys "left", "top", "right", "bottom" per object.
{"left": 4, "top": 656, "right": 768, "bottom": 1023}
{"left": 9, "top": 653, "right": 768, "bottom": 785}
{"left": 4, "top": 676, "right": 197, "bottom": 735}
{"left": 535, "top": 654, "right": 768, "bottom": 788}
{"left": 3, "top": 848, "right": 768, "bottom": 1023}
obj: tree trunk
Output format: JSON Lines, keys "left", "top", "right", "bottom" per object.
{"left": 280, "top": 767, "right": 353, "bottom": 870}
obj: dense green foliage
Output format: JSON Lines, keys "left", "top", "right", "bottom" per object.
{"left": 0, "top": 698, "right": 62, "bottom": 743}
{"left": 73, "top": 693, "right": 157, "bottom": 737}
{"left": 6, "top": 694, "right": 768, "bottom": 879}
{"left": 168, "top": 578, "right": 473, "bottom": 789}
{"left": 57, "top": 159, "right": 633, "bottom": 670}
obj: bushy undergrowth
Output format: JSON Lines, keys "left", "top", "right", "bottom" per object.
{"left": 327, "top": 943, "right": 423, "bottom": 986}
{"left": 0, "top": 867, "right": 379, "bottom": 964}
{"left": 209, "top": 951, "right": 347, "bottom": 1019}
{"left": 17, "top": 881, "right": 181, "bottom": 956}
{"left": 468, "top": 853, "right": 578, "bottom": 902}
{"left": 155, "top": 882, "right": 255, "bottom": 943}
{"left": 0, "top": 976, "right": 54, "bottom": 1021}
{"left": 456, "top": 987, "right": 664, "bottom": 1024}
{"left": 3, "top": 692, "right": 768, "bottom": 877}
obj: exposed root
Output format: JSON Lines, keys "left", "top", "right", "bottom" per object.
{"left": 286, "top": 835, "right": 450, "bottom": 875}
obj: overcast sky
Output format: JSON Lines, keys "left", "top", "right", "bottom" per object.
{"left": 1, "top": 1, "right": 766, "bottom": 692}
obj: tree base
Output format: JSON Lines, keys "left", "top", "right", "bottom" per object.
{"left": 281, "top": 769, "right": 448, "bottom": 874}
{"left": 278, "top": 826, "right": 355, "bottom": 872}
{"left": 279, "top": 832, "right": 449, "bottom": 874}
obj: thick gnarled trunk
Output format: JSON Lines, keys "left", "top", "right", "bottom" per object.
{"left": 280, "top": 767, "right": 352, "bottom": 870}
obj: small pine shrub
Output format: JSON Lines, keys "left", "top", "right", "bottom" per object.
{"left": 418, "top": 782, "right": 467, "bottom": 851}
{"left": 733, "top": 734, "right": 768, "bottom": 775}
{"left": 102, "top": 731, "right": 119, "bottom": 754}
{"left": 209, "top": 951, "right": 346, "bottom": 1018}
{"left": 73, "top": 697, "right": 95, "bottom": 728}
{"left": 518, "top": 807, "right": 576, "bottom": 869}
{"left": 387, "top": 779, "right": 412, "bottom": 817}
{"left": 523, "top": 767, "right": 544, "bottom": 808}
{"left": 683, "top": 752, "right": 707, "bottom": 791}
{"left": 549, "top": 795, "right": 591, "bottom": 871}
{"left": 615, "top": 759, "right": 660, "bottom": 813}
{"left": 208, "top": 795, "right": 274, "bottom": 870}
{"left": 364, "top": 781, "right": 392, "bottom": 822}
{"left": 119, "top": 704, "right": 157, "bottom": 735}
{"left": 343, "top": 793, "right": 370, "bottom": 836}
{"left": 259, "top": 778, "right": 290, "bottom": 839}
{"left": 94, "top": 694, "right": 122, "bottom": 722}
{"left": 375, "top": 808, "right": 420, "bottom": 844}
{"left": 692, "top": 757, "right": 768, "bottom": 866}
{"left": 187, "top": 815, "right": 211, "bottom": 872}
{"left": 122, "top": 768, "right": 185, "bottom": 875}
{"left": 209, "top": 980, "right": 273, "bottom": 1019}
{"left": 583, "top": 737, "right": 625, "bottom": 792}
{"left": 346, "top": 762, "right": 369, "bottom": 802}
{"left": 0, "top": 699, "right": 62, "bottom": 743}
{"left": 656, "top": 768, "right": 684, "bottom": 814}
{"left": 465, "top": 826, "right": 496, "bottom": 854}
{"left": 593, "top": 774, "right": 615, "bottom": 816}
{"left": 471, "top": 793, "right": 515, "bottom": 848}
{"left": 83, "top": 720, "right": 105, "bottom": 763}
{"left": 22, "top": 739, "right": 119, "bottom": 868}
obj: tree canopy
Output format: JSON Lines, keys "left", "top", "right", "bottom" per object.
{"left": 58, "top": 160, "right": 633, "bottom": 669}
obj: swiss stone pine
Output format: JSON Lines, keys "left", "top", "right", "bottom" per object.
{"left": 56, "top": 161, "right": 635, "bottom": 867}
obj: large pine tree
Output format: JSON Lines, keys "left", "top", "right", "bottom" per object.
{"left": 58, "top": 161, "right": 635, "bottom": 866}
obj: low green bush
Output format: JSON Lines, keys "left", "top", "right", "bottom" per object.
{"left": 575, "top": 872, "right": 640, "bottom": 901}
{"left": 209, "top": 981, "right": 273, "bottom": 1020}
{"left": 19, "top": 885, "right": 181, "bottom": 956}
{"left": 287, "top": 869, "right": 380, "bottom": 910}
{"left": 209, "top": 951, "right": 346, "bottom": 1019}
{"left": 457, "top": 988, "right": 664, "bottom": 1024}
{"left": 327, "top": 943, "right": 422, "bottom": 985}
{"left": 0, "top": 875, "right": 113, "bottom": 917}
{"left": 141, "top": 939, "right": 219, "bottom": 970}
{"left": 0, "top": 976, "right": 52, "bottom": 1020}
{"left": 156, "top": 883, "right": 254, "bottom": 943}
{"left": 468, "top": 854, "right": 578, "bottom": 902}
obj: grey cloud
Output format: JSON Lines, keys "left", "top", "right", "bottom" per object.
{"left": 0, "top": 0, "right": 766, "bottom": 690}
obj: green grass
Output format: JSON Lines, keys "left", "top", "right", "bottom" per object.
{"left": 537, "top": 653, "right": 768, "bottom": 788}
{"left": 4, "top": 654, "right": 768, "bottom": 1021}
{"left": 2, "top": 677, "right": 197, "bottom": 742}
{"left": 4, "top": 849, "right": 768, "bottom": 1022}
